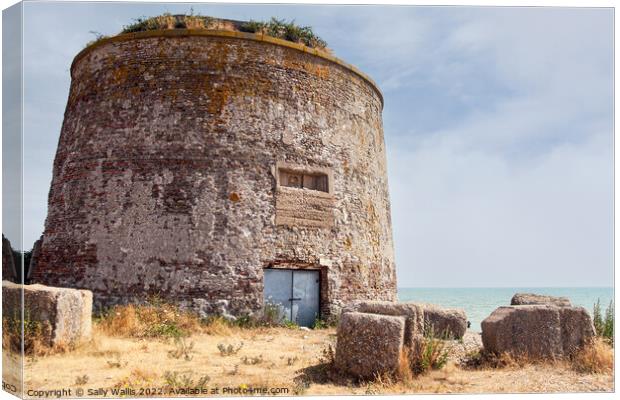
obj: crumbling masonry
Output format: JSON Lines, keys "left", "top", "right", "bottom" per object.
{"left": 30, "top": 28, "right": 397, "bottom": 319}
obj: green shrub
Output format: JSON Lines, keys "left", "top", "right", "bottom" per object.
{"left": 283, "top": 319, "right": 299, "bottom": 329}
{"left": 238, "top": 20, "right": 265, "bottom": 34}
{"left": 240, "top": 17, "right": 327, "bottom": 49}
{"left": 593, "top": 299, "right": 614, "bottom": 345}
{"left": 312, "top": 317, "right": 328, "bottom": 329}
{"left": 122, "top": 13, "right": 175, "bottom": 33}
{"left": 603, "top": 300, "right": 614, "bottom": 344}
{"left": 593, "top": 299, "right": 603, "bottom": 335}
{"left": 409, "top": 327, "right": 449, "bottom": 375}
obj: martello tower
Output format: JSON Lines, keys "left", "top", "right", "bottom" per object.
{"left": 31, "top": 16, "right": 396, "bottom": 325}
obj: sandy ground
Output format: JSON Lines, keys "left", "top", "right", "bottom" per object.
{"left": 4, "top": 327, "right": 613, "bottom": 397}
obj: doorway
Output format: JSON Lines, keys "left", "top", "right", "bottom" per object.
{"left": 263, "top": 268, "right": 320, "bottom": 327}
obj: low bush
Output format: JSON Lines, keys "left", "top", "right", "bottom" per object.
{"left": 283, "top": 320, "right": 300, "bottom": 329}
{"left": 241, "top": 355, "right": 263, "bottom": 365}
{"left": 240, "top": 17, "right": 328, "bottom": 49}
{"left": 163, "top": 371, "right": 210, "bottom": 390}
{"left": 408, "top": 328, "right": 449, "bottom": 375}
{"left": 217, "top": 341, "right": 243, "bottom": 356}
{"left": 168, "top": 337, "right": 195, "bottom": 361}
{"left": 122, "top": 13, "right": 209, "bottom": 33}
{"left": 312, "top": 317, "right": 329, "bottom": 330}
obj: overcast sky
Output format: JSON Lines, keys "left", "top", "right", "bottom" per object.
{"left": 7, "top": 2, "right": 613, "bottom": 287}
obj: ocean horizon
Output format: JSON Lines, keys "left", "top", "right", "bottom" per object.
{"left": 397, "top": 287, "right": 614, "bottom": 332}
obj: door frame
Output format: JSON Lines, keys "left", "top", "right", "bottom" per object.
{"left": 263, "top": 263, "right": 325, "bottom": 322}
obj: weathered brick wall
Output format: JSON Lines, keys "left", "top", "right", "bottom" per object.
{"left": 31, "top": 30, "right": 397, "bottom": 318}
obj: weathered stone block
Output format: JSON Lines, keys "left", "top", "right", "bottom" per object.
{"left": 481, "top": 305, "right": 594, "bottom": 358}
{"left": 335, "top": 311, "right": 405, "bottom": 379}
{"left": 482, "top": 306, "right": 563, "bottom": 358}
{"left": 420, "top": 304, "right": 467, "bottom": 339}
{"left": 510, "top": 293, "right": 572, "bottom": 307}
{"left": 347, "top": 301, "right": 467, "bottom": 339}
{"left": 2, "top": 281, "right": 93, "bottom": 347}
{"left": 345, "top": 301, "right": 424, "bottom": 345}
{"left": 559, "top": 306, "right": 595, "bottom": 355}
{"left": 78, "top": 290, "right": 93, "bottom": 340}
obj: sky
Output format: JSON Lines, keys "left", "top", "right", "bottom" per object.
{"left": 4, "top": 1, "right": 614, "bottom": 287}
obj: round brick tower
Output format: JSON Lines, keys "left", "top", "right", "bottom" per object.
{"left": 31, "top": 26, "right": 396, "bottom": 321}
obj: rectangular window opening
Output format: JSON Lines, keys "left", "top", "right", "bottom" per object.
{"left": 279, "top": 169, "right": 328, "bottom": 193}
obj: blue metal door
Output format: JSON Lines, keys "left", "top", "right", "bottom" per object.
{"left": 263, "top": 268, "right": 320, "bottom": 327}
{"left": 263, "top": 269, "right": 292, "bottom": 323}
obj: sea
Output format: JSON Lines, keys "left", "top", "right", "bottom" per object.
{"left": 397, "top": 287, "right": 614, "bottom": 332}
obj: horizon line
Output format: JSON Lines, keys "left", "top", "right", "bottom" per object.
{"left": 397, "top": 286, "right": 614, "bottom": 289}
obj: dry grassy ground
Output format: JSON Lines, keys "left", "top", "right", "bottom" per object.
{"left": 9, "top": 326, "right": 613, "bottom": 397}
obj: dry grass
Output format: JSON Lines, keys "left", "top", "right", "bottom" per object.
{"left": 572, "top": 338, "right": 614, "bottom": 374}
{"left": 5, "top": 303, "right": 613, "bottom": 395}
{"left": 20, "top": 327, "right": 329, "bottom": 395}
{"left": 96, "top": 301, "right": 204, "bottom": 339}
{"left": 202, "top": 316, "right": 238, "bottom": 336}
{"left": 395, "top": 348, "right": 414, "bottom": 384}
{"left": 461, "top": 349, "right": 524, "bottom": 370}
{"left": 462, "top": 339, "right": 614, "bottom": 376}
{"left": 11, "top": 327, "right": 613, "bottom": 395}
{"left": 96, "top": 303, "right": 259, "bottom": 340}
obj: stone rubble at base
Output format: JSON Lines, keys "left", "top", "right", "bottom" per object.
{"left": 335, "top": 301, "right": 467, "bottom": 378}
{"left": 335, "top": 294, "right": 596, "bottom": 378}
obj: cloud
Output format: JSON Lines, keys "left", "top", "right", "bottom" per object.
{"left": 381, "top": 7, "right": 613, "bottom": 286}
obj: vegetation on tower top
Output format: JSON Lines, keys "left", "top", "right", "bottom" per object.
{"left": 86, "top": 13, "right": 328, "bottom": 50}
{"left": 238, "top": 18, "right": 327, "bottom": 49}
